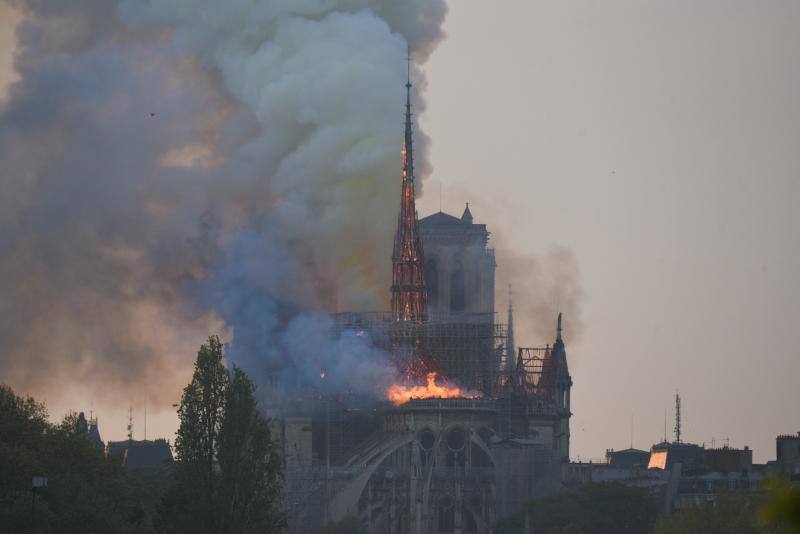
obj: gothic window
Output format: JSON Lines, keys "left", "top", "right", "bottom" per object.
{"left": 425, "top": 258, "right": 438, "bottom": 309}
{"left": 463, "top": 506, "right": 478, "bottom": 533}
{"left": 445, "top": 427, "right": 466, "bottom": 468}
{"left": 438, "top": 496, "right": 455, "bottom": 532}
{"left": 450, "top": 260, "right": 465, "bottom": 312}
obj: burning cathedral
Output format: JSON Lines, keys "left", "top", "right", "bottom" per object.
{"left": 276, "top": 69, "right": 572, "bottom": 534}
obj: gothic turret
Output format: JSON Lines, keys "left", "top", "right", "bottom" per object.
{"left": 390, "top": 54, "right": 428, "bottom": 322}
{"left": 506, "top": 285, "right": 516, "bottom": 379}
{"left": 461, "top": 202, "right": 473, "bottom": 224}
{"left": 551, "top": 312, "right": 572, "bottom": 461}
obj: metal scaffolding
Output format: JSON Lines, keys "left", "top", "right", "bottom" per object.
{"left": 514, "top": 347, "right": 553, "bottom": 399}
{"left": 332, "top": 312, "right": 506, "bottom": 396}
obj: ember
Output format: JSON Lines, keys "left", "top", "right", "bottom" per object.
{"left": 386, "top": 372, "right": 479, "bottom": 405}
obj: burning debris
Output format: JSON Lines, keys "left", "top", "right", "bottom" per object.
{"left": 386, "top": 372, "right": 480, "bottom": 405}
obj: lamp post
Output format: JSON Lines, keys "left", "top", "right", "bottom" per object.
{"left": 31, "top": 476, "right": 47, "bottom": 533}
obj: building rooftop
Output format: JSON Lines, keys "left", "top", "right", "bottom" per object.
{"left": 107, "top": 439, "right": 173, "bottom": 469}
{"left": 419, "top": 211, "right": 467, "bottom": 226}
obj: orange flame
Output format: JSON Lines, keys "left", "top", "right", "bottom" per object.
{"left": 386, "top": 372, "right": 477, "bottom": 405}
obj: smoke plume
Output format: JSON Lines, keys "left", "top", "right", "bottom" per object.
{"left": 0, "top": 0, "right": 447, "bottom": 410}
{"left": 495, "top": 243, "right": 585, "bottom": 348}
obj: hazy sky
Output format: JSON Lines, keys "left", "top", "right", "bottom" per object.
{"left": 1, "top": 1, "right": 798, "bottom": 463}
{"left": 418, "top": 0, "right": 800, "bottom": 461}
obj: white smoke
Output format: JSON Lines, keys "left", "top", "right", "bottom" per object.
{"left": 121, "top": 0, "right": 446, "bottom": 311}
{"left": 0, "top": 1, "right": 448, "bottom": 409}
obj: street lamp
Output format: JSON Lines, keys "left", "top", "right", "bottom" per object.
{"left": 31, "top": 476, "right": 47, "bottom": 533}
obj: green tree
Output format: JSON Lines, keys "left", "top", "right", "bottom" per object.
{"left": 759, "top": 477, "right": 800, "bottom": 532}
{"left": 157, "top": 336, "right": 285, "bottom": 534}
{"left": 652, "top": 490, "right": 762, "bottom": 534}
{"left": 0, "top": 384, "right": 144, "bottom": 534}
{"left": 494, "top": 483, "right": 659, "bottom": 534}
{"left": 216, "top": 366, "right": 284, "bottom": 533}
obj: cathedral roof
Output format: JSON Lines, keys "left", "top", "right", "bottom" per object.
{"left": 419, "top": 208, "right": 489, "bottom": 247}
{"left": 419, "top": 211, "right": 468, "bottom": 227}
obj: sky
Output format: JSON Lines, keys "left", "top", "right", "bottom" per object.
{"left": 417, "top": 0, "right": 800, "bottom": 461}
{"left": 1, "top": 1, "right": 798, "bottom": 463}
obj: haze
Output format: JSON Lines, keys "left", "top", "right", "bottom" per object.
{"left": 418, "top": 0, "right": 800, "bottom": 462}
{"left": 1, "top": 1, "right": 797, "bottom": 463}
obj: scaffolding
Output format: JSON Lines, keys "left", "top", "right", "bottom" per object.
{"left": 514, "top": 347, "right": 553, "bottom": 399}
{"left": 333, "top": 312, "right": 506, "bottom": 396}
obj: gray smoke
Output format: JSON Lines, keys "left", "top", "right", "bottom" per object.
{"left": 495, "top": 243, "right": 585, "bottom": 349}
{"left": 0, "top": 0, "right": 447, "bottom": 409}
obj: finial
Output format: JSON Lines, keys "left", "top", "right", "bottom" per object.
{"left": 461, "top": 202, "right": 473, "bottom": 223}
{"left": 402, "top": 47, "right": 415, "bottom": 185}
{"left": 406, "top": 44, "right": 412, "bottom": 89}
{"left": 556, "top": 312, "right": 563, "bottom": 342}
{"left": 505, "top": 283, "right": 516, "bottom": 378}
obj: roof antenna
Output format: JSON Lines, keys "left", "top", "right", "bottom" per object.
{"left": 630, "top": 413, "right": 634, "bottom": 449}
{"left": 439, "top": 182, "right": 443, "bottom": 213}
{"left": 127, "top": 404, "right": 134, "bottom": 441}
{"left": 674, "top": 392, "right": 682, "bottom": 443}
{"left": 144, "top": 395, "right": 147, "bottom": 441}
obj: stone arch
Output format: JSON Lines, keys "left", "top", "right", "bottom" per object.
{"left": 329, "top": 432, "right": 416, "bottom": 520}
{"left": 470, "top": 427, "right": 499, "bottom": 468}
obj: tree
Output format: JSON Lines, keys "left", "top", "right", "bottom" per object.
{"left": 216, "top": 366, "right": 284, "bottom": 533}
{"left": 161, "top": 335, "right": 229, "bottom": 533}
{"left": 157, "top": 336, "right": 285, "bottom": 533}
{"left": 759, "top": 477, "right": 800, "bottom": 532}
{"left": 0, "top": 384, "right": 144, "bottom": 534}
{"left": 652, "top": 489, "right": 762, "bottom": 534}
{"left": 494, "top": 483, "right": 659, "bottom": 534}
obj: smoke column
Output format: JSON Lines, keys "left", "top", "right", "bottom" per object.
{"left": 0, "top": 0, "right": 447, "bottom": 413}
{"left": 495, "top": 244, "right": 584, "bottom": 347}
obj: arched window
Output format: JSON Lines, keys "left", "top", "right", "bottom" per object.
{"left": 438, "top": 496, "right": 455, "bottom": 532}
{"left": 450, "top": 260, "right": 465, "bottom": 312}
{"left": 425, "top": 258, "right": 438, "bottom": 309}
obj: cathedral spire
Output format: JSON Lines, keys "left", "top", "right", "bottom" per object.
{"left": 556, "top": 311, "right": 563, "bottom": 343}
{"left": 391, "top": 50, "right": 427, "bottom": 322}
{"left": 506, "top": 285, "right": 516, "bottom": 375}
{"left": 403, "top": 46, "right": 414, "bottom": 182}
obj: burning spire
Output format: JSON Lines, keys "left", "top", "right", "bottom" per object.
{"left": 390, "top": 51, "right": 428, "bottom": 322}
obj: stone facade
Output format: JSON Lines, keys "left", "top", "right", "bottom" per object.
{"left": 276, "top": 206, "right": 572, "bottom": 533}
{"left": 419, "top": 206, "right": 495, "bottom": 318}
{"left": 325, "top": 397, "right": 563, "bottom": 534}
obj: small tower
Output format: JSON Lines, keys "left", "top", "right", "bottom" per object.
{"left": 390, "top": 51, "right": 428, "bottom": 323}
{"left": 127, "top": 405, "right": 134, "bottom": 441}
{"left": 674, "top": 393, "right": 682, "bottom": 443}
{"left": 506, "top": 285, "right": 516, "bottom": 378}
{"left": 551, "top": 312, "right": 572, "bottom": 461}
{"left": 461, "top": 202, "right": 473, "bottom": 224}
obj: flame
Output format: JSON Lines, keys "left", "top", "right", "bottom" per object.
{"left": 386, "top": 372, "right": 478, "bottom": 405}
